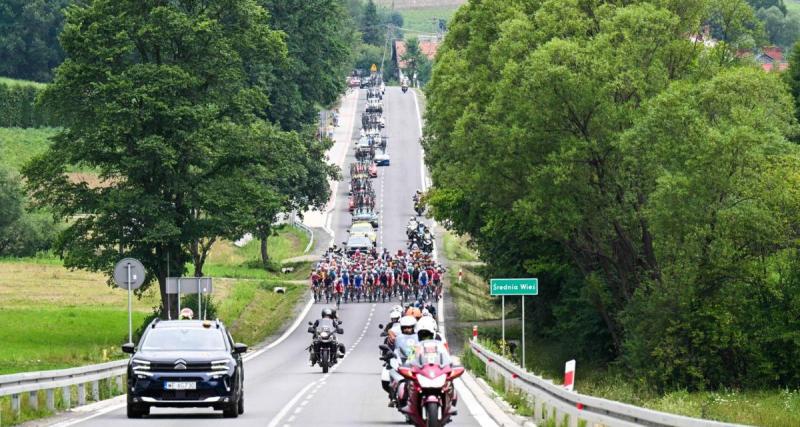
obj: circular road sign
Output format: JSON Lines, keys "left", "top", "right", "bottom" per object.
{"left": 113, "top": 258, "right": 146, "bottom": 290}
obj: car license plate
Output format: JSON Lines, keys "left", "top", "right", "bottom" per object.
{"left": 164, "top": 382, "right": 196, "bottom": 390}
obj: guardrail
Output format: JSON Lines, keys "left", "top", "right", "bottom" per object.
{"left": 469, "top": 341, "right": 746, "bottom": 427}
{"left": 0, "top": 360, "right": 128, "bottom": 423}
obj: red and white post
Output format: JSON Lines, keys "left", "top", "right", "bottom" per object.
{"left": 472, "top": 325, "right": 478, "bottom": 341}
{"left": 564, "top": 359, "right": 576, "bottom": 391}
{"left": 458, "top": 268, "right": 463, "bottom": 283}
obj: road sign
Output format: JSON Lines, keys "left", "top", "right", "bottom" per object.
{"left": 370, "top": 63, "right": 377, "bottom": 72}
{"left": 113, "top": 258, "right": 145, "bottom": 290}
{"left": 166, "top": 277, "right": 213, "bottom": 294}
{"left": 114, "top": 258, "right": 145, "bottom": 344}
{"left": 490, "top": 278, "right": 538, "bottom": 296}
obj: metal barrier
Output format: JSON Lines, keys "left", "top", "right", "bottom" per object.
{"left": 0, "top": 360, "right": 127, "bottom": 422}
{"left": 469, "top": 341, "right": 745, "bottom": 427}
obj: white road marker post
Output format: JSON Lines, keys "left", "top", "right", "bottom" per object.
{"left": 564, "top": 359, "right": 576, "bottom": 391}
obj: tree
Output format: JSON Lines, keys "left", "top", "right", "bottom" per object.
{"left": 401, "top": 37, "right": 431, "bottom": 86}
{"left": 24, "top": 0, "right": 287, "bottom": 315}
{"left": 361, "top": 0, "right": 383, "bottom": 46}
{"left": 0, "top": 0, "right": 70, "bottom": 82}
{"left": 260, "top": 0, "right": 356, "bottom": 131}
{"left": 424, "top": 0, "right": 800, "bottom": 389}
{"left": 0, "top": 167, "right": 24, "bottom": 244}
{"left": 756, "top": 5, "right": 800, "bottom": 47}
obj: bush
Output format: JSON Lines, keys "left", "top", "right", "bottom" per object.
{"left": 0, "top": 82, "right": 56, "bottom": 128}
{"left": 0, "top": 168, "right": 59, "bottom": 256}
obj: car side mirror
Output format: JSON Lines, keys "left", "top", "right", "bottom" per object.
{"left": 121, "top": 342, "right": 135, "bottom": 354}
{"left": 233, "top": 343, "right": 248, "bottom": 354}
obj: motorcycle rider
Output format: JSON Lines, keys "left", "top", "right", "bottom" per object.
{"left": 309, "top": 308, "right": 345, "bottom": 366}
{"left": 385, "top": 315, "right": 419, "bottom": 407}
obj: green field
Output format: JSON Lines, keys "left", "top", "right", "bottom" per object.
{"left": 787, "top": 0, "right": 800, "bottom": 15}
{"left": 399, "top": 6, "right": 460, "bottom": 36}
{"left": 0, "top": 76, "right": 46, "bottom": 89}
{"left": 0, "top": 226, "right": 311, "bottom": 377}
{"left": 0, "top": 127, "right": 58, "bottom": 171}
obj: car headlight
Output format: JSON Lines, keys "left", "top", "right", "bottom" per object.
{"left": 211, "top": 359, "right": 233, "bottom": 378}
{"left": 417, "top": 374, "right": 447, "bottom": 388}
{"left": 131, "top": 359, "right": 152, "bottom": 378}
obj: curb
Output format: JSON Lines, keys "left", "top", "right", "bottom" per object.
{"left": 459, "top": 370, "right": 525, "bottom": 427}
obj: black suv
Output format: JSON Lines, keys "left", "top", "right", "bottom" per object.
{"left": 122, "top": 319, "right": 247, "bottom": 418}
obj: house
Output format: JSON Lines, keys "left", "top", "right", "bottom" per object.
{"left": 756, "top": 46, "right": 789, "bottom": 72}
{"left": 392, "top": 38, "right": 441, "bottom": 70}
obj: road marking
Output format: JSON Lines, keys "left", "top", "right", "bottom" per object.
{"left": 267, "top": 380, "right": 319, "bottom": 427}
{"left": 244, "top": 296, "right": 315, "bottom": 361}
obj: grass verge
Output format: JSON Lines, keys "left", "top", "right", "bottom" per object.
{"left": 448, "top": 229, "right": 800, "bottom": 426}
{"left": 442, "top": 230, "right": 478, "bottom": 262}
{"left": 0, "top": 128, "right": 58, "bottom": 172}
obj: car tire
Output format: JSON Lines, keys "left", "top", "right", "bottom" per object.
{"left": 126, "top": 401, "right": 148, "bottom": 418}
{"left": 223, "top": 396, "right": 239, "bottom": 418}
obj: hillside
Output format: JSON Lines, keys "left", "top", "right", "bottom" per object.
{"left": 376, "top": 0, "right": 465, "bottom": 9}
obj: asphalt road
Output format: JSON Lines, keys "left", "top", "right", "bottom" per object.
{"left": 51, "top": 87, "right": 487, "bottom": 427}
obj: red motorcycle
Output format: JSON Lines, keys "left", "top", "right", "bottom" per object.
{"left": 396, "top": 349, "right": 464, "bottom": 427}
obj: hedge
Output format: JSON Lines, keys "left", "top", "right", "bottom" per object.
{"left": 0, "top": 82, "right": 56, "bottom": 128}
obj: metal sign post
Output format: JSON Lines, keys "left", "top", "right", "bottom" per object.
{"left": 490, "top": 278, "right": 538, "bottom": 368}
{"left": 113, "top": 258, "right": 146, "bottom": 344}
{"left": 501, "top": 296, "right": 505, "bottom": 345}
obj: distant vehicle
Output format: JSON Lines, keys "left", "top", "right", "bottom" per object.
{"left": 346, "top": 235, "right": 373, "bottom": 254}
{"left": 352, "top": 208, "right": 379, "bottom": 228}
{"left": 375, "top": 152, "right": 390, "bottom": 166}
{"left": 122, "top": 319, "right": 248, "bottom": 419}
{"left": 349, "top": 221, "right": 377, "bottom": 245}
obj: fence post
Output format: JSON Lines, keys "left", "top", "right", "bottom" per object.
{"left": 91, "top": 381, "right": 100, "bottom": 401}
{"left": 11, "top": 393, "right": 20, "bottom": 417}
{"left": 77, "top": 383, "right": 86, "bottom": 406}
{"left": 46, "top": 389, "right": 55, "bottom": 410}
{"left": 28, "top": 391, "right": 38, "bottom": 411}
{"left": 115, "top": 376, "right": 124, "bottom": 394}
{"left": 472, "top": 325, "right": 478, "bottom": 341}
{"left": 61, "top": 386, "right": 71, "bottom": 409}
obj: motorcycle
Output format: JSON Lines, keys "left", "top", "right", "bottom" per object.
{"left": 402, "top": 84, "right": 409, "bottom": 93}
{"left": 396, "top": 347, "right": 464, "bottom": 427}
{"left": 308, "top": 320, "right": 345, "bottom": 373}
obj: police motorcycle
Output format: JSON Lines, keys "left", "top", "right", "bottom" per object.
{"left": 308, "top": 308, "right": 345, "bottom": 373}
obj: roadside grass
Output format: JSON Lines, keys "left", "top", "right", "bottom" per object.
{"left": 448, "top": 265, "right": 505, "bottom": 322}
{"left": 202, "top": 225, "right": 311, "bottom": 280}
{"left": 787, "top": 0, "right": 800, "bottom": 16}
{"left": 449, "top": 230, "right": 800, "bottom": 426}
{"left": 0, "top": 127, "right": 58, "bottom": 171}
{"left": 442, "top": 230, "right": 478, "bottom": 262}
{"left": 218, "top": 281, "right": 305, "bottom": 345}
{"left": 399, "top": 6, "right": 460, "bottom": 35}
{"left": 0, "top": 308, "right": 148, "bottom": 375}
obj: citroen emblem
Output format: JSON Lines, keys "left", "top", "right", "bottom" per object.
{"left": 174, "top": 359, "right": 187, "bottom": 370}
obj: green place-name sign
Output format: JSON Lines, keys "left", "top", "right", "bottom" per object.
{"left": 490, "top": 278, "right": 539, "bottom": 296}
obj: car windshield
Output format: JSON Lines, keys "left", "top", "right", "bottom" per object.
{"left": 141, "top": 328, "right": 227, "bottom": 351}
{"left": 352, "top": 224, "right": 372, "bottom": 232}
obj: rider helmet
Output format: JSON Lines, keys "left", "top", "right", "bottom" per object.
{"left": 421, "top": 308, "right": 431, "bottom": 317}
{"left": 390, "top": 310, "right": 402, "bottom": 322}
{"left": 399, "top": 315, "right": 417, "bottom": 335}
{"left": 179, "top": 307, "right": 194, "bottom": 320}
{"left": 415, "top": 316, "right": 437, "bottom": 340}
{"left": 321, "top": 308, "right": 333, "bottom": 319}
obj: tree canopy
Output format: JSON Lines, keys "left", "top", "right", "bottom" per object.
{"left": 424, "top": 0, "right": 800, "bottom": 390}
{"left": 23, "top": 0, "right": 340, "bottom": 315}
{"left": 0, "top": 0, "right": 69, "bottom": 82}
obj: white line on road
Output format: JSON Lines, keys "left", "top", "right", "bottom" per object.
{"left": 266, "top": 380, "right": 319, "bottom": 427}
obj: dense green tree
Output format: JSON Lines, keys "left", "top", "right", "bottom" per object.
{"left": 23, "top": 0, "right": 288, "bottom": 315}
{"left": 260, "top": 0, "right": 356, "bottom": 131}
{"left": 756, "top": 5, "right": 800, "bottom": 47}
{"left": 362, "top": 0, "right": 383, "bottom": 46}
{"left": 0, "top": 0, "right": 69, "bottom": 82}
{"left": 748, "top": 0, "right": 787, "bottom": 15}
{"left": 401, "top": 37, "right": 427, "bottom": 85}
{"left": 424, "top": 0, "right": 800, "bottom": 389}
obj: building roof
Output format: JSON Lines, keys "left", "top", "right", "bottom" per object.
{"left": 762, "top": 46, "right": 783, "bottom": 62}
{"left": 393, "top": 39, "right": 440, "bottom": 69}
